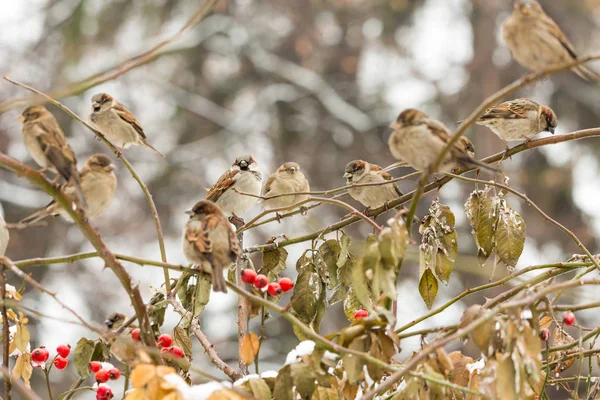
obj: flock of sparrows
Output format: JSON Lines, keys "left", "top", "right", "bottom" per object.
{"left": 2, "top": 0, "right": 590, "bottom": 292}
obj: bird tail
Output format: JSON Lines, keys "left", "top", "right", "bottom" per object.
{"left": 70, "top": 168, "right": 88, "bottom": 211}
{"left": 463, "top": 157, "right": 501, "bottom": 173}
{"left": 574, "top": 64, "right": 600, "bottom": 82}
{"left": 211, "top": 267, "right": 227, "bottom": 293}
{"left": 141, "top": 139, "right": 165, "bottom": 158}
{"left": 18, "top": 207, "right": 52, "bottom": 227}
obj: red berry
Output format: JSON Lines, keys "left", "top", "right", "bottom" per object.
{"left": 131, "top": 328, "right": 141, "bottom": 342}
{"left": 31, "top": 346, "right": 50, "bottom": 363}
{"left": 278, "top": 277, "right": 294, "bottom": 292}
{"left": 267, "top": 282, "right": 282, "bottom": 296}
{"left": 354, "top": 309, "right": 369, "bottom": 320}
{"left": 253, "top": 274, "right": 268, "bottom": 289}
{"left": 539, "top": 328, "right": 551, "bottom": 341}
{"left": 89, "top": 361, "right": 102, "bottom": 373}
{"left": 157, "top": 334, "right": 173, "bottom": 348}
{"left": 56, "top": 344, "right": 71, "bottom": 358}
{"left": 95, "top": 369, "right": 110, "bottom": 383}
{"left": 96, "top": 385, "right": 113, "bottom": 400}
{"left": 169, "top": 346, "right": 185, "bottom": 358}
{"left": 108, "top": 368, "right": 120, "bottom": 380}
{"left": 563, "top": 311, "right": 576, "bottom": 326}
{"left": 53, "top": 356, "right": 68, "bottom": 370}
{"left": 241, "top": 269, "right": 257, "bottom": 284}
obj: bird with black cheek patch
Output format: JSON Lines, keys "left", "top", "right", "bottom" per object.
{"left": 182, "top": 200, "right": 241, "bottom": 293}
{"left": 104, "top": 313, "right": 137, "bottom": 334}
{"left": 472, "top": 98, "right": 557, "bottom": 148}
{"left": 19, "top": 154, "right": 117, "bottom": 227}
{"left": 19, "top": 105, "right": 87, "bottom": 209}
{"left": 503, "top": 0, "right": 600, "bottom": 81}
{"left": 262, "top": 162, "right": 310, "bottom": 221}
{"left": 388, "top": 109, "right": 498, "bottom": 174}
{"left": 205, "top": 155, "right": 263, "bottom": 225}
{"left": 89, "top": 93, "right": 165, "bottom": 157}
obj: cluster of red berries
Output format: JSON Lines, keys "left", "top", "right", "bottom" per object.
{"left": 354, "top": 309, "right": 368, "bottom": 320}
{"left": 31, "top": 344, "right": 71, "bottom": 370}
{"left": 89, "top": 361, "right": 119, "bottom": 399}
{"left": 130, "top": 331, "right": 185, "bottom": 358}
{"left": 240, "top": 269, "right": 294, "bottom": 296}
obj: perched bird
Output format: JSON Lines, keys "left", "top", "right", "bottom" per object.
{"left": 89, "top": 93, "right": 165, "bottom": 157}
{"left": 261, "top": 162, "right": 310, "bottom": 213}
{"left": 104, "top": 313, "right": 137, "bottom": 333}
{"left": 473, "top": 98, "right": 557, "bottom": 147}
{"left": 19, "top": 154, "right": 117, "bottom": 226}
{"left": 206, "top": 155, "right": 263, "bottom": 220}
{"left": 388, "top": 109, "right": 497, "bottom": 173}
{"left": 0, "top": 213, "right": 8, "bottom": 256}
{"left": 19, "top": 106, "right": 87, "bottom": 209}
{"left": 502, "top": 0, "right": 600, "bottom": 81}
{"left": 182, "top": 200, "right": 241, "bottom": 293}
{"left": 344, "top": 160, "right": 403, "bottom": 210}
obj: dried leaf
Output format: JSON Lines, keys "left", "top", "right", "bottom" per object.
{"left": 12, "top": 353, "right": 32, "bottom": 388}
{"left": 74, "top": 338, "right": 96, "bottom": 378}
{"left": 418, "top": 268, "right": 438, "bottom": 309}
{"left": 291, "top": 362, "right": 316, "bottom": 399}
{"left": 311, "top": 386, "right": 339, "bottom": 400}
{"left": 248, "top": 378, "right": 271, "bottom": 400}
{"left": 13, "top": 323, "right": 29, "bottom": 353}
{"left": 539, "top": 316, "right": 553, "bottom": 330}
{"left": 337, "top": 232, "right": 351, "bottom": 270}
{"left": 319, "top": 240, "right": 341, "bottom": 289}
{"left": 495, "top": 199, "right": 526, "bottom": 269}
{"left": 550, "top": 327, "right": 577, "bottom": 373}
{"left": 342, "top": 335, "right": 368, "bottom": 384}
{"left": 328, "top": 284, "right": 347, "bottom": 306}
{"left": 291, "top": 265, "right": 322, "bottom": 324}
{"left": 172, "top": 326, "right": 193, "bottom": 358}
{"left": 274, "top": 365, "right": 293, "bottom": 400}
{"left": 465, "top": 188, "right": 498, "bottom": 266}
{"left": 343, "top": 288, "right": 362, "bottom": 322}
{"left": 262, "top": 247, "right": 288, "bottom": 281}
{"left": 240, "top": 333, "right": 260, "bottom": 366}
{"left": 448, "top": 351, "right": 474, "bottom": 387}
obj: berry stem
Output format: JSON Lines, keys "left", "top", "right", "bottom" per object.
{"left": 123, "top": 364, "right": 130, "bottom": 393}
{"left": 43, "top": 366, "right": 54, "bottom": 400}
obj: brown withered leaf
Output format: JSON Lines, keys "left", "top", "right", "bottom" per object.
{"left": 240, "top": 333, "right": 260, "bottom": 366}
{"left": 448, "top": 351, "right": 474, "bottom": 387}
{"left": 539, "top": 316, "right": 553, "bottom": 330}
{"left": 549, "top": 327, "right": 578, "bottom": 373}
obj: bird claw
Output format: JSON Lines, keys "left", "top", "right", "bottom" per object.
{"left": 229, "top": 214, "right": 245, "bottom": 229}
{"left": 275, "top": 212, "right": 283, "bottom": 223}
{"left": 299, "top": 206, "right": 308, "bottom": 216}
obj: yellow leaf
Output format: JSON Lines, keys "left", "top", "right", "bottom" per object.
{"left": 539, "top": 316, "right": 552, "bottom": 330}
{"left": 124, "top": 388, "right": 148, "bottom": 400}
{"left": 208, "top": 389, "right": 245, "bottom": 399}
{"left": 14, "top": 324, "right": 30, "bottom": 353}
{"left": 12, "top": 353, "right": 32, "bottom": 388}
{"left": 240, "top": 333, "right": 260, "bottom": 366}
{"left": 6, "top": 309, "right": 17, "bottom": 320}
{"left": 130, "top": 364, "right": 158, "bottom": 388}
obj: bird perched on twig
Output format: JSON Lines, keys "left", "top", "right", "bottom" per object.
{"left": 344, "top": 160, "right": 404, "bottom": 210}
{"left": 472, "top": 98, "right": 557, "bottom": 148}
{"left": 90, "top": 93, "right": 165, "bottom": 157}
{"left": 0, "top": 213, "right": 8, "bottom": 256}
{"left": 19, "top": 154, "right": 117, "bottom": 227}
{"left": 19, "top": 106, "right": 87, "bottom": 209}
{"left": 261, "top": 162, "right": 310, "bottom": 220}
{"left": 206, "top": 155, "right": 263, "bottom": 224}
{"left": 502, "top": 0, "right": 600, "bottom": 81}
{"left": 104, "top": 313, "right": 137, "bottom": 334}
{"left": 182, "top": 200, "right": 241, "bottom": 293}
{"left": 388, "top": 109, "right": 498, "bottom": 174}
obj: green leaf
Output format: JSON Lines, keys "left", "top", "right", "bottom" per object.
{"left": 149, "top": 301, "right": 167, "bottom": 329}
{"left": 74, "top": 338, "right": 95, "bottom": 378}
{"left": 91, "top": 341, "right": 109, "bottom": 362}
{"left": 248, "top": 378, "right": 272, "bottom": 400}
{"left": 262, "top": 247, "right": 288, "bottom": 280}
{"left": 172, "top": 326, "right": 193, "bottom": 358}
{"left": 495, "top": 199, "right": 526, "bottom": 269}
{"left": 312, "top": 282, "right": 327, "bottom": 333}
{"left": 327, "top": 284, "right": 347, "bottom": 306}
{"left": 227, "top": 263, "right": 237, "bottom": 284}
{"left": 343, "top": 288, "right": 362, "bottom": 322}
{"left": 435, "top": 229, "right": 458, "bottom": 285}
{"left": 420, "top": 201, "right": 458, "bottom": 285}
{"left": 337, "top": 253, "right": 355, "bottom": 287}
{"left": 337, "top": 231, "right": 351, "bottom": 269}
{"left": 342, "top": 335, "right": 368, "bottom": 384}
{"left": 291, "top": 265, "right": 322, "bottom": 324}
{"left": 419, "top": 268, "right": 438, "bottom": 309}
{"left": 177, "top": 272, "right": 193, "bottom": 309}
{"left": 291, "top": 362, "right": 316, "bottom": 399}
{"left": 274, "top": 365, "right": 293, "bottom": 400}
{"left": 465, "top": 188, "right": 498, "bottom": 266}
{"left": 193, "top": 273, "right": 212, "bottom": 318}
{"left": 319, "top": 240, "right": 341, "bottom": 289}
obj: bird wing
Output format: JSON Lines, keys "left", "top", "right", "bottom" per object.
{"left": 541, "top": 14, "right": 578, "bottom": 59}
{"left": 261, "top": 173, "right": 277, "bottom": 196}
{"left": 206, "top": 169, "right": 239, "bottom": 202}
{"left": 35, "top": 120, "right": 78, "bottom": 181}
{"left": 185, "top": 218, "right": 217, "bottom": 256}
{"left": 370, "top": 164, "right": 403, "bottom": 197}
{"left": 480, "top": 99, "right": 538, "bottom": 120}
{"left": 113, "top": 102, "right": 147, "bottom": 139}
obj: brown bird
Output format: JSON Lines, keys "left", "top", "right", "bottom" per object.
{"left": 474, "top": 98, "right": 557, "bottom": 147}
{"left": 20, "top": 106, "right": 87, "bottom": 209}
{"left": 104, "top": 313, "right": 137, "bottom": 333}
{"left": 182, "top": 200, "right": 241, "bottom": 293}
{"left": 19, "top": 154, "right": 117, "bottom": 226}
{"left": 261, "top": 162, "right": 310, "bottom": 210}
{"left": 388, "top": 109, "right": 497, "bottom": 174}
{"left": 502, "top": 0, "right": 600, "bottom": 81}
{"left": 344, "top": 160, "right": 403, "bottom": 210}
{"left": 205, "top": 155, "right": 263, "bottom": 220}
{"left": 90, "top": 93, "right": 165, "bottom": 157}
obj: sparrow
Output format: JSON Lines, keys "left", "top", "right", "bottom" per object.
{"left": 205, "top": 155, "right": 263, "bottom": 219}
{"left": 19, "top": 154, "right": 117, "bottom": 226}
{"left": 388, "top": 109, "right": 498, "bottom": 173}
{"left": 0, "top": 214, "right": 8, "bottom": 256}
{"left": 344, "top": 160, "right": 403, "bottom": 210}
{"left": 104, "top": 313, "right": 138, "bottom": 333}
{"left": 502, "top": 0, "right": 600, "bottom": 81}
{"left": 89, "top": 93, "right": 165, "bottom": 157}
{"left": 19, "top": 106, "right": 87, "bottom": 209}
{"left": 182, "top": 200, "right": 241, "bottom": 293}
{"left": 473, "top": 98, "right": 557, "bottom": 147}
{"left": 261, "top": 162, "right": 310, "bottom": 211}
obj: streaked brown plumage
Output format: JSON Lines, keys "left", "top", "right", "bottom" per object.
{"left": 19, "top": 154, "right": 117, "bottom": 226}
{"left": 388, "top": 109, "right": 497, "bottom": 173}
{"left": 20, "top": 106, "right": 87, "bottom": 209}
{"left": 344, "top": 160, "right": 403, "bottom": 210}
{"left": 182, "top": 200, "right": 241, "bottom": 293}
{"left": 502, "top": 0, "right": 600, "bottom": 81}
{"left": 261, "top": 162, "right": 310, "bottom": 210}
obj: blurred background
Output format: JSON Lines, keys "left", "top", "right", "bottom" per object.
{"left": 1, "top": 0, "right": 600, "bottom": 397}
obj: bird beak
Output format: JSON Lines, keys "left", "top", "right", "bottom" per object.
{"left": 107, "top": 163, "right": 116, "bottom": 172}
{"left": 185, "top": 210, "right": 194, "bottom": 216}
{"left": 548, "top": 126, "right": 555, "bottom": 134}
{"left": 343, "top": 172, "right": 352, "bottom": 179}
{"left": 17, "top": 115, "right": 24, "bottom": 122}
{"left": 104, "top": 320, "right": 113, "bottom": 328}
{"left": 239, "top": 161, "right": 248, "bottom": 169}
{"left": 289, "top": 168, "right": 296, "bottom": 174}
{"left": 92, "top": 102, "right": 100, "bottom": 110}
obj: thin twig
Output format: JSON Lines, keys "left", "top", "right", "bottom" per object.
{"left": 0, "top": 264, "right": 11, "bottom": 400}
{"left": 0, "top": 366, "right": 42, "bottom": 400}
